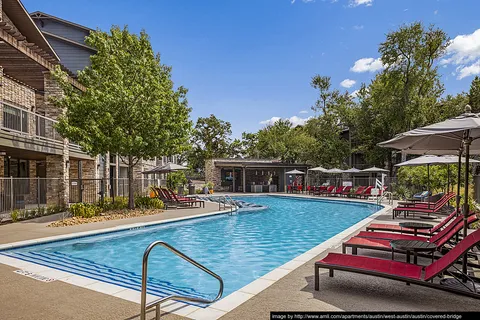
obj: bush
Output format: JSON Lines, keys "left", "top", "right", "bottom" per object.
{"left": 69, "top": 203, "right": 102, "bottom": 218}
{"left": 11, "top": 209, "right": 19, "bottom": 222}
{"left": 167, "top": 171, "right": 187, "bottom": 189}
{"left": 101, "top": 197, "right": 128, "bottom": 211}
{"left": 134, "top": 196, "right": 164, "bottom": 209}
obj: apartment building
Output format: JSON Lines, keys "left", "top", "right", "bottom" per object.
{"left": 0, "top": 0, "right": 175, "bottom": 213}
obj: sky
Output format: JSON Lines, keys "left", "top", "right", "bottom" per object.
{"left": 23, "top": 0, "right": 480, "bottom": 138}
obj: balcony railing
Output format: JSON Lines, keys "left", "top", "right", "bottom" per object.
{"left": 1, "top": 100, "right": 82, "bottom": 150}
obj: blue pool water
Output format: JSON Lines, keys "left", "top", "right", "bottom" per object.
{"left": 1, "top": 196, "right": 380, "bottom": 303}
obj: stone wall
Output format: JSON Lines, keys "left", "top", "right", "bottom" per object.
{"left": 2, "top": 76, "right": 35, "bottom": 109}
{"left": 26, "top": 160, "right": 37, "bottom": 205}
{"left": 39, "top": 72, "right": 64, "bottom": 120}
{"left": 0, "top": 155, "right": 3, "bottom": 177}
{"left": 46, "top": 150, "right": 69, "bottom": 206}
{"left": 204, "top": 159, "right": 221, "bottom": 190}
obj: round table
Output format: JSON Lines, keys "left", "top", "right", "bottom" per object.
{"left": 398, "top": 222, "right": 433, "bottom": 236}
{"left": 390, "top": 240, "right": 437, "bottom": 264}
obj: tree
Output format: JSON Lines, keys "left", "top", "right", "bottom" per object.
{"left": 241, "top": 132, "right": 259, "bottom": 158}
{"left": 350, "top": 22, "right": 449, "bottom": 170}
{"left": 190, "top": 114, "right": 232, "bottom": 170}
{"left": 52, "top": 26, "right": 191, "bottom": 209}
{"left": 255, "top": 119, "right": 315, "bottom": 163}
{"left": 469, "top": 76, "right": 480, "bottom": 112}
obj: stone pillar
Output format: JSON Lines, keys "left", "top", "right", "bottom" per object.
{"left": 26, "top": 160, "right": 37, "bottom": 205}
{"left": 46, "top": 146, "right": 69, "bottom": 207}
{"left": 204, "top": 159, "right": 221, "bottom": 190}
{"left": 0, "top": 66, "right": 4, "bottom": 127}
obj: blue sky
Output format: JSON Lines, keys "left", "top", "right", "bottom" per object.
{"left": 23, "top": 0, "right": 480, "bottom": 137}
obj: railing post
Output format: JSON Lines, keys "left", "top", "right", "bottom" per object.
{"left": 10, "top": 176, "right": 14, "bottom": 211}
{"left": 37, "top": 177, "right": 40, "bottom": 208}
{"left": 100, "top": 178, "right": 105, "bottom": 205}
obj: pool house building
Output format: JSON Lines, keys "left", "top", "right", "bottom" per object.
{"left": 205, "top": 158, "right": 309, "bottom": 193}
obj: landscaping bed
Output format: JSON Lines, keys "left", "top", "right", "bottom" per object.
{"left": 48, "top": 208, "right": 163, "bottom": 227}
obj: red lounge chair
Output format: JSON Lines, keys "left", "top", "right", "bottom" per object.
{"left": 367, "top": 209, "right": 458, "bottom": 236}
{"left": 351, "top": 186, "right": 366, "bottom": 198}
{"left": 331, "top": 186, "right": 345, "bottom": 196}
{"left": 341, "top": 186, "right": 353, "bottom": 197}
{"left": 321, "top": 186, "right": 335, "bottom": 196}
{"left": 393, "top": 192, "right": 456, "bottom": 219}
{"left": 315, "top": 228, "right": 480, "bottom": 299}
{"left": 166, "top": 189, "right": 205, "bottom": 208}
{"left": 314, "top": 186, "right": 326, "bottom": 195}
{"left": 342, "top": 214, "right": 478, "bottom": 255}
{"left": 357, "top": 186, "right": 373, "bottom": 199}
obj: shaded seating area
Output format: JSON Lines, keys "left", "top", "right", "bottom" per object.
{"left": 392, "top": 192, "right": 456, "bottom": 219}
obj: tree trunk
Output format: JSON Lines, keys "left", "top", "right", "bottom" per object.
{"left": 128, "top": 155, "right": 135, "bottom": 209}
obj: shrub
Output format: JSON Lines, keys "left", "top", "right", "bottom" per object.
{"left": 134, "top": 196, "right": 164, "bottom": 209}
{"left": 101, "top": 197, "right": 128, "bottom": 211}
{"left": 69, "top": 203, "right": 102, "bottom": 218}
{"left": 11, "top": 209, "right": 19, "bottom": 222}
{"left": 167, "top": 171, "right": 187, "bottom": 189}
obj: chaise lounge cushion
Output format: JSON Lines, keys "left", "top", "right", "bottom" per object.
{"left": 318, "top": 253, "right": 423, "bottom": 279}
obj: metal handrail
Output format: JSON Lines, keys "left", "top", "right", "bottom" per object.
{"left": 140, "top": 241, "right": 224, "bottom": 320}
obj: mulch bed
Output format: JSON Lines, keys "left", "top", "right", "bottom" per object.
{"left": 48, "top": 209, "right": 163, "bottom": 227}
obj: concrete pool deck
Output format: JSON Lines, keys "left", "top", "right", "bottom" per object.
{"left": 0, "top": 194, "right": 478, "bottom": 319}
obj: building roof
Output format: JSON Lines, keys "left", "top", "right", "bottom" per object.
{"left": 3, "top": 0, "right": 59, "bottom": 60}
{"left": 212, "top": 158, "right": 310, "bottom": 168}
{"left": 30, "top": 11, "right": 95, "bottom": 32}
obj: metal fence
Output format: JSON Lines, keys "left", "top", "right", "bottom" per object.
{"left": 307, "top": 176, "right": 398, "bottom": 192}
{"left": 0, "top": 177, "right": 62, "bottom": 213}
{"left": 0, "top": 177, "right": 163, "bottom": 215}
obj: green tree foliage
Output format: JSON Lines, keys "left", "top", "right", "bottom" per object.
{"left": 469, "top": 76, "right": 480, "bottom": 112}
{"left": 350, "top": 22, "right": 449, "bottom": 169}
{"left": 254, "top": 119, "right": 315, "bottom": 163}
{"left": 52, "top": 26, "right": 191, "bottom": 209}
{"left": 189, "top": 114, "right": 232, "bottom": 171}
{"left": 241, "top": 132, "right": 259, "bottom": 158}
{"left": 167, "top": 171, "right": 188, "bottom": 189}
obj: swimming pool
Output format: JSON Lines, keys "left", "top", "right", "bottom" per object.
{"left": 1, "top": 196, "right": 381, "bottom": 304}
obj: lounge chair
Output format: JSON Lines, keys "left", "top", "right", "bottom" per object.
{"left": 330, "top": 186, "right": 345, "bottom": 196}
{"left": 356, "top": 186, "right": 373, "bottom": 199}
{"left": 366, "top": 209, "right": 458, "bottom": 236}
{"left": 351, "top": 186, "right": 366, "bottom": 198}
{"left": 342, "top": 214, "right": 478, "bottom": 255}
{"left": 320, "top": 186, "right": 335, "bottom": 196}
{"left": 413, "top": 190, "right": 431, "bottom": 201}
{"left": 313, "top": 186, "right": 326, "bottom": 195}
{"left": 393, "top": 192, "right": 456, "bottom": 219}
{"left": 165, "top": 189, "right": 205, "bottom": 208}
{"left": 314, "top": 228, "right": 480, "bottom": 300}
{"left": 341, "top": 186, "right": 353, "bottom": 197}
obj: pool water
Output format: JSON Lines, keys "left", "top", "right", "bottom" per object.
{"left": 1, "top": 196, "right": 380, "bottom": 303}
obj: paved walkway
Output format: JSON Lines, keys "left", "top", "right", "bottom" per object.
{"left": 0, "top": 195, "right": 478, "bottom": 320}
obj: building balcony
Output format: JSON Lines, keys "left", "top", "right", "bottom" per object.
{"left": 0, "top": 100, "right": 89, "bottom": 158}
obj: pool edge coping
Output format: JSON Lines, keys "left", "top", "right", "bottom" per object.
{"left": 0, "top": 195, "right": 391, "bottom": 320}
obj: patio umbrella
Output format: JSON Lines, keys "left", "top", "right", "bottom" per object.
{"left": 308, "top": 166, "right": 328, "bottom": 172}
{"left": 324, "top": 168, "right": 344, "bottom": 174}
{"left": 285, "top": 169, "right": 305, "bottom": 175}
{"left": 379, "top": 105, "right": 480, "bottom": 275}
{"left": 395, "top": 155, "right": 480, "bottom": 192}
{"left": 141, "top": 162, "right": 189, "bottom": 174}
{"left": 361, "top": 166, "right": 389, "bottom": 173}
{"left": 343, "top": 167, "right": 361, "bottom": 173}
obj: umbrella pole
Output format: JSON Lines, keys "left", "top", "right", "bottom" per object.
{"left": 447, "top": 164, "right": 450, "bottom": 193}
{"left": 427, "top": 164, "right": 430, "bottom": 193}
{"left": 462, "top": 135, "right": 471, "bottom": 277}
{"left": 456, "top": 149, "right": 463, "bottom": 216}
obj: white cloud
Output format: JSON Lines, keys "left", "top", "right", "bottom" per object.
{"left": 441, "top": 29, "right": 480, "bottom": 66}
{"left": 403, "top": 8, "right": 408, "bottom": 12}
{"left": 434, "top": 10, "right": 438, "bottom": 15}
{"left": 350, "top": 57, "right": 384, "bottom": 73}
{"left": 349, "top": 0, "right": 373, "bottom": 7}
{"left": 291, "top": 0, "right": 315, "bottom": 4}
{"left": 457, "top": 61, "right": 480, "bottom": 80}
{"left": 353, "top": 25, "right": 364, "bottom": 30}
{"left": 260, "top": 116, "right": 312, "bottom": 127}
{"left": 340, "top": 79, "right": 356, "bottom": 88}
{"left": 440, "top": 28, "right": 480, "bottom": 80}
{"left": 299, "top": 110, "right": 309, "bottom": 114}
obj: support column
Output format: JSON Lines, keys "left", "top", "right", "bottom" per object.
{"left": 243, "top": 167, "right": 246, "bottom": 193}
{"left": 26, "top": 160, "right": 37, "bottom": 205}
{"left": 232, "top": 167, "right": 235, "bottom": 193}
{"left": 46, "top": 151, "right": 69, "bottom": 207}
